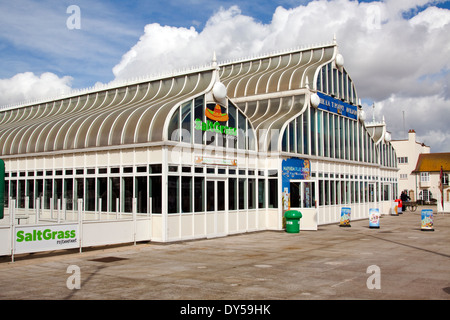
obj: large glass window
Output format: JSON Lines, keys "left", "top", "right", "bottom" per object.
{"left": 207, "top": 180, "right": 215, "bottom": 212}
{"left": 150, "top": 176, "right": 162, "bottom": 213}
{"left": 239, "top": 178, "right": 246, "bottom": 210}
{"left": 110, "top": 177, "right": 120, "bottom": 212}
{"left": 64, "top": 178, "right": 73, "bottom": 211}
{"left": 194, "top": 177, "right": 204, "bottom": 212}
{"left": 297, "top": 116, "right": 303, "bottom": 154}
{"left": 248, "top": 178, "right": 256, "bottom": 209}
{"left": 318, "top": 110, "right": 323, "bottom": 157}
{"left": 181, "top": 176, "right": 192, "bottom": 213}
{"left": 136, "top": 176, "right": 148, "bottom": 214}
{"left": 27, "top": 180, "right": 35, "bottom": 209}
{"left": 303, "top": 112, "right": 309, "bottom": 154}
{"left": 229, "top": 178, "right": 237, "bottom": 211}
{"left": 310, "top": 107, "right": 316, "bottom": 156}
{"left": 181, "top": 101, "right": 192, "bottom": 143}
{"left": 97, "top": 177, "right": 107, "bottom": 212}
{"left": 194, "top": 96, "right": 204, "bottom": 145}
{"left": 170, "top": 95, "right": 255, "bottom": 151}
{"left": 258, "top": 179, "right": 265, "bottom": 209}
{"left": 168, "top": 176, "right": 179, "bottom": 214}
{"left": 85, "top": 178, "right": 95, "bottom": 212}
{"left": 323, "top": 112, "right": 329, "bottom": 157}
{"left": 123, "top": 177, "right": 133, "bottom": 213}
{"left": 168, "top": 108, "right": 180, "bottom": 142}
{"left": 44, "top": 179, "right": 52, "bottom": 209}
{"left": 334, "top": 115, "right": 339, "bottom": 159}
{"left": 268, "top": 178, "right": 278, "bottom": 208}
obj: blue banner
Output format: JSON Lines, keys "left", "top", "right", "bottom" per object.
{"left": 317, "top": 92, "right": 358, "bottom": 120}
{"left": 281, "top": 158, "right": 310, "bottom": 210}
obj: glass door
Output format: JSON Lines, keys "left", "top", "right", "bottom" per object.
{"left": 206, "top": 178, "right": 227, "bottom": 237}
{"left": 289, "top": 180, "right": 318, "bottom": 230}
{"left": 207, "top": 179, "right": 226, "bottom": 212}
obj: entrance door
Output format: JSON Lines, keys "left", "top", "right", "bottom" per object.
{"left": 206, "top": 178, "right": 227, "bottom": 237}
{"left": 289, "top": 180, "right": 318, "bottom": 230}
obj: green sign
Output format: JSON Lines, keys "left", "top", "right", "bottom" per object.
{"left": 0, "top": 159, "right": 4, "bottom": 219}
{"left": 194, "top": 119, "right": 237, "bottom": 136}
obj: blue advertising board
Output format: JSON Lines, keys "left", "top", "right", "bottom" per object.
{"left": 317, "top": 92, "right": 358, "bottom": 120}
{"left": 421, "top": 209, "right": 434, "bottom": 231}
{"left": 281, "top": 158, "right": 310, "bottom": 210}
{"left": 340, "top": 207, "right": 351, "bottom": 227}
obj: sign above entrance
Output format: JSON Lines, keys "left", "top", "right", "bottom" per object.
{"left": 282, "top": 158, "right": 310, "bottom": 180}
{"left": 317, "top": 92, "right": 358, "bottom": 120}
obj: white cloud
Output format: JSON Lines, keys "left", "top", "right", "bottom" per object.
{"left": 370, "top": 93, "right": 449, "bottom": 152}
{"left": 0, "top": 72, "right": 73, "bottom": 107}
{"left": 1, "top": 0, "right": 449, "bottom": 152}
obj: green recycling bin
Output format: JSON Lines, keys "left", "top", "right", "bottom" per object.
{"left": 285, "top": 210, "right": 302, "bottom": 233}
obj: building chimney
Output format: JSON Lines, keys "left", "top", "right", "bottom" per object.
{"left": 408, "top": 129, "right": 416, "bottom": 142}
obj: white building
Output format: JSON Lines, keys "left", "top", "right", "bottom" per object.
{"left": 0, "top": 41, "right": 398, "bottom": 243}
{"left": 391, "top": 129, "right": 430, "bottom": 200}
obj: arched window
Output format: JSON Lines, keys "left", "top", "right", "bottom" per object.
{"left": 167, "top": 95, "right": 256, "bottom": 151}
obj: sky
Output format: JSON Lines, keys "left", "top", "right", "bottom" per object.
{"left": 0, "top": 0, "right": 449, "bottom": 152}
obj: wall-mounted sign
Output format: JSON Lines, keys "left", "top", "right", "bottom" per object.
{"left": 317, "top": 92, "right": 358, "bottom": 120}
{"left": 194, "top": 103, "right": 237, "bottom": 136}
{"left": 282, "top": 158, "right": 310, "bottom": 180}
{"left": 14, "top": 224, "right": 79, "bottom": 254}
{"left": 195, "top": 156, "right": 237, "bottom": 166}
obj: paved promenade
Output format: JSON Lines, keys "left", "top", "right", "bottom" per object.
{"left": 0, "top": 206, "right": 449, "bottom": 302}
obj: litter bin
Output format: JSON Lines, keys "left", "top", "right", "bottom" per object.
{"left": 285, "top": 210, "right": 302, "bottom": 233}
{"left": 395, "top": 199, "right": 403, "bottom": 214}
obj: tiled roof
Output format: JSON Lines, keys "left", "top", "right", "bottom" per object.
{"left": 412, "top": 153, "right": 450, "bottom": 173}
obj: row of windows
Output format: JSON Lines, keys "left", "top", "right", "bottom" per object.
{"left": 5, "top": 165, "right": 163, "bottom": 178}
{"left": 167, "top": 176, "right": 279, "bottom": 214}
{"left": 317, "top": 180, "right": 398, "bottom": 206}
{"left": 4, "top": 165, "right": 279, "bottom": 215}
{"left": 4, "top": 175, "right": 162, "bottom": 214}
{"left": 5, "top": 167, "right": 399, "bottom": 218}
{"left": 168, "top": 95, "right": 256, "bottom": 151}
{"left": 398, "top": 157, "right": 408, "bottom": 164}
{"left": 282, "top": 107, "right": 397, "bottom": 167}
{"left": 316, "top": 63, "right": 357, "bottom": 105}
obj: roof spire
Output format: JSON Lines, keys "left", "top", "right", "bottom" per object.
{"left": 212, "top": 51, "right": 217, "bottom": 68}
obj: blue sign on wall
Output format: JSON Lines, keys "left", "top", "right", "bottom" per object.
{"left": 281, "top": 158, "right": 310, "bottom": 210}
{"left": 317, "top": 92, "right": 358, "bottom": 120}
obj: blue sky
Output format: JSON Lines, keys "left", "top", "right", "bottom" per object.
{"left": 0, "top": 0, "right": 449, "bottom": 152}
{"left": 1, "top": 0, "right": 448, "bottom": 88}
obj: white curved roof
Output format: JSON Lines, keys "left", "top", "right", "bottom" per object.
{"left": 0, "top": 70, "right": 215, "bottom": 156}
{"left": 0, "top": 42, "right": 360, "bottom": 156}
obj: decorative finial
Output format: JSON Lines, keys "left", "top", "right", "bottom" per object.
{"left": 212, "top": 51, "right": 217, "bottom": 68}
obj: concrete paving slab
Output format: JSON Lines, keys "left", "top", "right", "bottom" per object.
{"left": 0, "top": 207, "right": 449, "bottom": 302}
